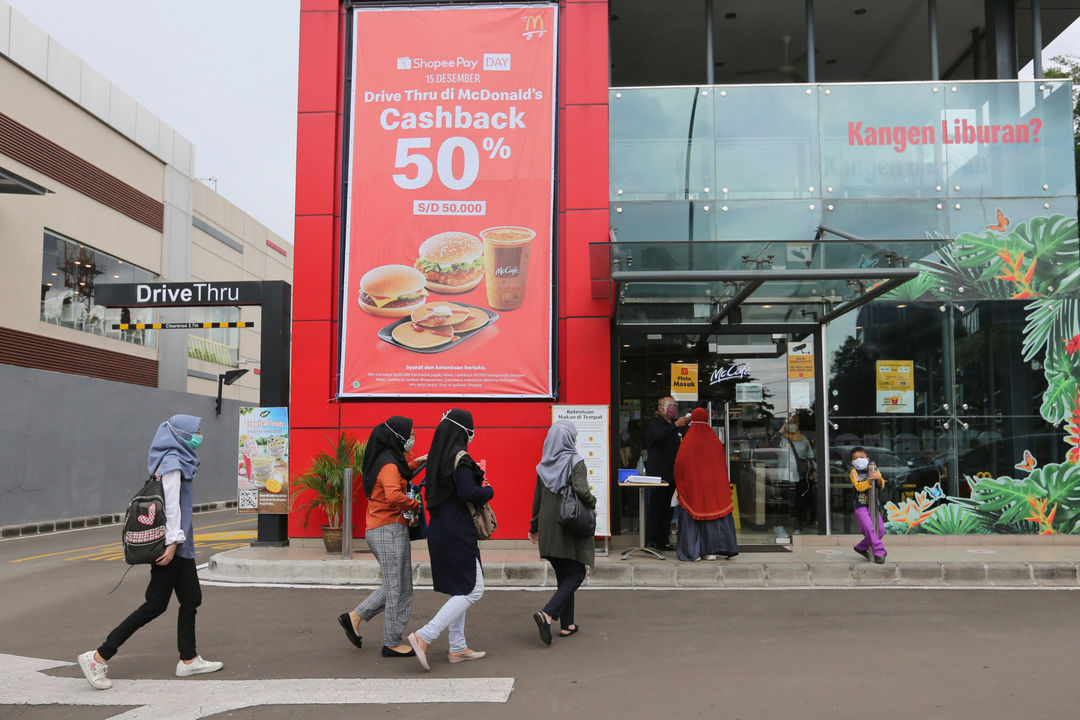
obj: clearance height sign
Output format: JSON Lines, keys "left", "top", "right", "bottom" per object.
{"left": 339, "top": 4, "right": 558, "bottom": 398}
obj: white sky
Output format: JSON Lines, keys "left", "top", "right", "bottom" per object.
{"left": 5, "top": 1, "right": 1080, "bottom": 246}
{"left": 6, "top": 0, "right": 300, "bottom": 243}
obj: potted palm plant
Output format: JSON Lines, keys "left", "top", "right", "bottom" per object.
{"left": 290, "top": 432, "right": 366, "bottom": 553}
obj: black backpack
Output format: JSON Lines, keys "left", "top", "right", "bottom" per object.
{"left": 122, "top": 475, "right": 167, "bottom": 565}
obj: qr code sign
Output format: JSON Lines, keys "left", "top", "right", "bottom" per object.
{"left": 239, "top": 490, "right": 258, "bottom": 510}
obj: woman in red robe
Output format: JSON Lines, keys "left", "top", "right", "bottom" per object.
{"left": 673, "top": 407, "right": 739, "bottom": 561}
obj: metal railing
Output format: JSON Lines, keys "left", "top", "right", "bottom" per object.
{"left": 187, "top": 335, "right": 237, "bottom": 367}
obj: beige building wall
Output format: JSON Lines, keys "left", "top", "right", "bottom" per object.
{"left": 188, "top": 181, "right": 294, "bottom": 405}
{"left": 0, "top": 0, "right": 292, "bottom": 403}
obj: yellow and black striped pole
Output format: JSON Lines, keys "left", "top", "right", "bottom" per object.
{"left": 111, "top": 321, "right": 256, "bottom": 330}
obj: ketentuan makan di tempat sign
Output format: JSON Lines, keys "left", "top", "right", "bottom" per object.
{"left": 338, "top": 3, "right": 558, "bottom": 398}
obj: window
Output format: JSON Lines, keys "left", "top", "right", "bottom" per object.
{"left": 187, "top": 306, "right": 240, "bottom": 367}
{"left": 39, "top": 231, "right": 157, "bottom": 346}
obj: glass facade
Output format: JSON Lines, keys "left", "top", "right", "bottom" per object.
{"left": 39, "top": 230, "right": 157, "bottom": 347}
{"left": 610, "top": 80, "right": 1080, "bottom": 536}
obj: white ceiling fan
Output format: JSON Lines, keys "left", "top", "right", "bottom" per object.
{"left": 735, "top": 34, "right": 807, "bottom": 83}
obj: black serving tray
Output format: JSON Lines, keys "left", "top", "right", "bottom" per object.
{"left": 377, "top": 303, "right": 499, "bottom": 353}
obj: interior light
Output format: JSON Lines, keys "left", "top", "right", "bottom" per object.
{"left": 113, "top": 274, "right": 120, "bottom": 279}
{"left": 46, "top": 282, "right": 53, "bottom": 286}
{"left": 896, "top": 304, "right": 907, "bottom": 308}
{"left": 118, "top": 260, "right": 124, "bottom": 264}
{"left": 79, "top": 281, "right": 86, "bottom": 286}
{"left": 74, "top": 260, "right": 81, "bottom": 265}
{"left": 762, "top": 304, "right": 773, "bottom": 309}
{"left": 50, "top": 272, "right": 57, "bottom": 276}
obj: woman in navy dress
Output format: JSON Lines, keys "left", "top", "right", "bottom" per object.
{"left": 407, "top": 409, "right": 493, "bottom": 670}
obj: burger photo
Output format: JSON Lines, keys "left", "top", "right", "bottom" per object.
{"left": 358, "top": 264, "right": 429, "bottom": 317}
{"left": 414, "top": 231, "right": 484, "bottom": 293}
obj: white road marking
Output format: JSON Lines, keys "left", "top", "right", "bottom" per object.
{"left": 1, "top": 652, "right": 514, "bottom": 718}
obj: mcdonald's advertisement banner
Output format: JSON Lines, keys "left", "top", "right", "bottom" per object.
{"left": 339, "top": 4, "right": 558, "bottom": 398}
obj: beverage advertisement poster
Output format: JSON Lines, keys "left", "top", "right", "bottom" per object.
{"left": 339, "top": 4, "right": 558, "bottom": 398}
{"left": 237, "top": 407, "right": 289, "bottom": 514}
{"left": 876, "top": 360, "right": 914, "bottom": 414}
{"left": 552, "top": 405, "right": 610, "bottom": 537}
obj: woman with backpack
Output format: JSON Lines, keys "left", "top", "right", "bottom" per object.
{"left": 337, "top": 416, "right": 426, "bottom": 657}
{"left": 78, "top": 414, "right": 223, "bottom": 689}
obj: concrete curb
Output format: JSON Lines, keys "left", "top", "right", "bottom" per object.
{"left": 0, "top": 500, "right": 238, "bottom": 539}
{"left": 202, "top": 552, "right": 1080, "bottom": 589}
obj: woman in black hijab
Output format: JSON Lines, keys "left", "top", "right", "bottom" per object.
{"left": 338, "top": 416, "right": 425, "bottom": 657}
{"left": 406, "top": 409, "right": 493, "bottom": 670}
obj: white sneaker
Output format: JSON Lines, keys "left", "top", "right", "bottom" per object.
{"left": 175, "top": 656, "right": 223, "bottom": 677}
{"left": 77, "top": 650, "right": 112, "bottom": 690}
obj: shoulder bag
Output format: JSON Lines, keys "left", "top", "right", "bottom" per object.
{"left": 558, "top": 482, "right": 596, "bottom": 538}
{"left": 455, "top": 450, "right": 497, "bottom": 540}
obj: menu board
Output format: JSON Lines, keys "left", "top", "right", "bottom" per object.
{"left": 339, "top": 4, "right": 558, "bottom": 398}
{"left": 237, "top": 407, "right": 289, "bottom": 514}
{"left": 876, "top": 360, "right": 914, "bottom": 414}
{"left": 552, "top": 405, "right": 610, "bottom": 537}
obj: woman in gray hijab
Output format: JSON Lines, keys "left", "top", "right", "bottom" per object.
{"left": 528, "top": 420, "right": 596, "bottom": 645}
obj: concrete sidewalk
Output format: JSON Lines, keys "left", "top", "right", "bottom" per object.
{"left": 203, "top": 534, "right": 1080, "bottom": 589}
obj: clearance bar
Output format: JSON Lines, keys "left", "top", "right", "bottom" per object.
{"left": 111, "top": 321, "right": 256, "bottom": 330}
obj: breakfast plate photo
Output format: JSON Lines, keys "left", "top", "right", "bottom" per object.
{"left": 377, "top": 301, "right": 498, "bottom": 353}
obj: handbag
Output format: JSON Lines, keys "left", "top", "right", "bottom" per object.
{"left": 467, "top": 500, "right": 498, "bottom": 540}
{"left": 455, "top": 450, "right": 497, "bottom": 539}
{"left": 558, "top": 482, "right": 596, "bottom": 538}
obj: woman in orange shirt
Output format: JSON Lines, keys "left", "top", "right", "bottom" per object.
{"left": 338, "top": 416, "right": 426, "bottom": 657}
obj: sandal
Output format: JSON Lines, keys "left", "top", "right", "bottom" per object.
{"left": 559, "top": 625, "right": 579, "bottom": 637}
{"left": 533, "top": 611, "right": 552, "bottom": 646}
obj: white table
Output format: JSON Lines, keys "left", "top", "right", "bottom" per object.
{"left": 619, "top": 481, "right": 670, "bottom": 560}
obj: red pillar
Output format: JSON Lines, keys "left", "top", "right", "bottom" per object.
{"left": 290, "top": 1, "right": 611, "bottom": 540}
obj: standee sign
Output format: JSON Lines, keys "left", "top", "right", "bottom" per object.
{"left": 339, "top": 4, "right": 558, "bottom": 398}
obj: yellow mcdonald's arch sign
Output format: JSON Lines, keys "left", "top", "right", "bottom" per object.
{"left": 522, "top": 14, "right": 546, "bottom": 39}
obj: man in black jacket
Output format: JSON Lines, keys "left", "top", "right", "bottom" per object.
{"left": 642, "top": 396, "right": 689, "bottom": 550}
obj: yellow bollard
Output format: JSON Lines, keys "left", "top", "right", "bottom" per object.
{"left": 730, "top": 482, "right": 741, "bottom": 531}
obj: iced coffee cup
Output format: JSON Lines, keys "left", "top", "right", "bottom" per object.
{"left": 480, "top": 226, "right": 534, "bottom": 310}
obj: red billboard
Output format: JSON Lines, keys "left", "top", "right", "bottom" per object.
{"left": 339, "top": 4, "right": 558, "bottom": 398}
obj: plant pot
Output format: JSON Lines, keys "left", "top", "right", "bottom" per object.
{"left": 321, "top": 525, "right": 343, "bottom": 554}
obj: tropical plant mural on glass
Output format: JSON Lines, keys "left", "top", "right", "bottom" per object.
{"left": 880, "top": 210, "right": 1080, "bottom": 534}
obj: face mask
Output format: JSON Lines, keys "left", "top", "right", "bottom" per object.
{"left": 385, "top": 421, "right": 411, "bottom": 450}
{"left": 403, "top": 437, "right": 415, "bottom": 453}
{"left": 663, "top": 405, "right": 677, "bottom": 420}
{"left": 187, "top": 433, "right": 203, "bottom": 450}
{"left": 786, "top": 423, "right": 798, "bottom": 432}
{"left": 443, "top": 413, "right": 475, "bottom": 443}
{"left": 853, "top": 457, "right": 869, "bottom": 471}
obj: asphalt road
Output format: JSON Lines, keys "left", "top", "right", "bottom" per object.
{"left": 3, "top": 511, "right": 1079, "bottom": 719}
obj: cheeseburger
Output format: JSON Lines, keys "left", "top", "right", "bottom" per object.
{"left": 415, "top": 231, "right": 484, "bottom": 293}
{"left": 358, "top": 264, "right": 428, "bottom": 317}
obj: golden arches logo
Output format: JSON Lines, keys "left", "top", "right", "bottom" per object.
{"left": 522, "top": 14, "right": 546, "bottom": 40}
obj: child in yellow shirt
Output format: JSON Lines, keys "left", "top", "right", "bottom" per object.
{"left": 849, "top": 447, "right": 886, "bottom": 563}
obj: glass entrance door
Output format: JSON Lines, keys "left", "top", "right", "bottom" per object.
{"left": 616, "top": 329, "right": 820, "bottom": 547}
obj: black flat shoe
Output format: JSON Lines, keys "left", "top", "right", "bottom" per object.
{"left": 337, "top": 613, "right": 363, "bottom": 649}
{"left": 382, "top": 646, "right": 416, "bottom": 657}
{"left": 533, "top": 611, "right": 552, "bottom": 646}
{"left": 559, "top": 625, "right": 579, "bottom": 637}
